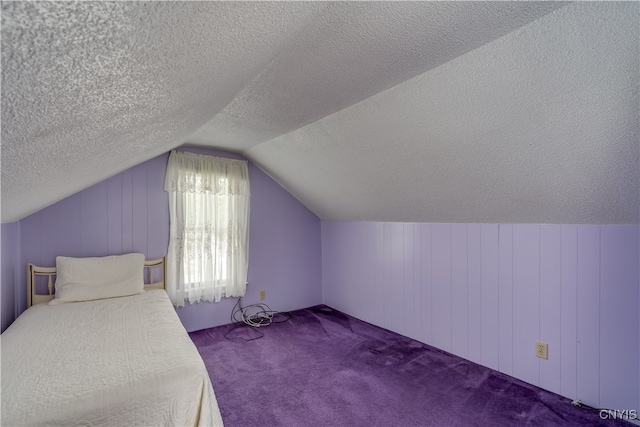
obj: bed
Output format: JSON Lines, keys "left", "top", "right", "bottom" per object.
{"left": 1, "top": 253, "right": 224, "bottom": 426}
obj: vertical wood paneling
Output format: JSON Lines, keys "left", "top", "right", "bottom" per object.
{"left": 467, "top": 224, "right": 482, "bottom": 363}
{"left": 320, "top": 221, "right": 639, "bottom": 416}
{"left": 481, "top": 224, "right": 499, "bottom": 370}
{"left": 57, "top": 193, "right": 81, "bottom": 257}
{"left": 80, "top": 181, "right": 108, "bottom": 256}
{"left": 351, "top": 223, "right": 370, "bottom": 322}
{"left": 374, "top": 223, "right": 385, "bottom": 329}
{"left": 325, "top": 222, "right": 345, "bottom": 311}
{"left": 451, "top": 224, "right": 468, "bottom": 359}
{"left": 333, "top": 223, "right": 347, "bottom": 310}
{"left": 320, "top": 223, "right": 332, "bottom": 305}
{"left": 344, "top": 224, "right": 358, "bottom": 315}
{"left": 412, "top": 224, "right": 422, "bottom": 343}
{"left": 132, "top": 165, "right": 148, "bottom": 254}
{"left": 498, "top": 224, "right": 513, "bottom": 375}
{"left": 599, "top": 226, "right": 639, "bottom": 409}
{"left": 366, "top": 222, "right": 378, "bottom": 323}
{"left": 419, "top": 224, "right": 432, "bottom": 345}
{"left": 343, "top": 225, "right": 357, "bottom": 316}
{"left": 20, "top": 213, "right": 41, "bottom": 312}
{"left": 560, "top": 225, "right": 578, "bottom": 399}
{"left": 331, "top": 223, "right": 348, "bottom": 314}
{"left": 121, "top": 169, "right": 133, "bottom": 253}
{"left": 347, "top": 224, "right": 363, "bottom": 320}
{"left": 539, "top": 224, "right": 562, "bottom": 394}
{"left": 335, "top": 223, "right": 352, "bottom": 314}
{"left": 382, "top": 223, "right": 392, "bottom": 331}
{"left": 512, "top": 224, "right": 540, "bottom": 386}
{"left": 107, "top": 175, "right": 123, "bottom": 255}
{"left": 388, "top": 223, "right": 404, "bottom": 335}
{"left": 431, "top": 224, "right": 452, "bottom": 352}
{"left": 22, "top": 213, "right": 42, "bottom": 265}
{"left": 146, "top": 155, "right": 169, "bottom": 259}
{"left": 40, "top": 204, "right": 58, "bottom": 267}
{"left": 403, "top": 224, "right": 416, "bottom": 340}
{"left": 576, "top": 225, "right": 600, "bottom": 406}
{"left": 15, "top": 149, "right": 324, "bottom": 337}
{"left": 17, "top": 163, "right": 640, "bottom": 419}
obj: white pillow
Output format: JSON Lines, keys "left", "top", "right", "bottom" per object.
{"left": 49, "top": 253, "right": 145, "bottom": 305}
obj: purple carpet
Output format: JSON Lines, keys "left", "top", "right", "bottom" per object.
{"left": 190, "top": 305, "right": 631, "bottom": 427}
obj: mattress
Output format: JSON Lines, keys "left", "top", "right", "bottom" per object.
{"left": 1, "top": 290, "right": 223, "bottom": 426}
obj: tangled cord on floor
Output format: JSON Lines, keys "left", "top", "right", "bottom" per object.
{"left": 224, "top": 297, "right": 290, "bottom": 341}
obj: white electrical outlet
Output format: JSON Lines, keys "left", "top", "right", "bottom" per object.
{"left": 259, "top": 290, "right": 266, "bottom": 300}
{"left": 536, "top": 341, "right": 548, "bottom": 359}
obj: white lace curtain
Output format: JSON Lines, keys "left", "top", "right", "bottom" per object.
{"left": 164, "top": 151, "right": 250, "bottom": 307}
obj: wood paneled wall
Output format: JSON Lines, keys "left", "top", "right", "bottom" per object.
{"left": 21, "top": 155, "right": 169, "bottom": 268}
{"left": 322, "top": 222, "right": 639, "bottom": 412}
{"left": 15, "top": 148, "right": 323, "bottom": 332}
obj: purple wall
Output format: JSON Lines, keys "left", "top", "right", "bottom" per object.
{"left": 1, "top": 222, "right": 20, "bottom": 332}
{"left": 12, "top": 146, "right": 322, "bottom": 331}
{"left": 5, "top": 145, "right": 639, "bottom": 415}
{"left": 322, "top": 222, "right": 640, "bottom": 415}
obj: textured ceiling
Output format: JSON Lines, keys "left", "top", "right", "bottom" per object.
{"left": 189, "top": 1, "right": 567, "bottom": 151}
{"left": 247, "top": 2, "right": 640, "bottom": 224}
{"left": 1, "top": 1, "right": 325, "bottom": 222}
{"left": 2, "top": 2, "right": 638, "bottom": 224}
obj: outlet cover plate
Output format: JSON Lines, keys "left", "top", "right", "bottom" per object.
{"left": 536, "top": 341, "right": 548, "bottom": 359}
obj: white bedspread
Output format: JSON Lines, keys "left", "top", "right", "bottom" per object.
{"left": 1, "top": 290, "right": 224, "bottom": 426}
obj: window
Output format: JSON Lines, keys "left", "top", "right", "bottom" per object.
{"left": 164, "top": 151, "right": 250, "bottom": 307}
{"left": 182, "top": 176, "right": 229, "bottom": 288}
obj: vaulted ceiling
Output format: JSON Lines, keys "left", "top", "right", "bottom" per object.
{"left": 2, "top": 2, "right": 638, "bottom": 224}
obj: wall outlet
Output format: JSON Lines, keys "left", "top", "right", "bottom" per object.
{"left": 259, "top": 290, "right": 266, "bottom": 300}
{"left": 536, "top": 341, "right": 548, "bottom": 359}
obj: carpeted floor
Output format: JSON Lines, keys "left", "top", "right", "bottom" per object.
{"left": 190, "top": 305, "right": 632, "bottom": 427}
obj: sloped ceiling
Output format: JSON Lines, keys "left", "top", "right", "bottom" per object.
{"left": 2, "top": 2, "right": 638, "bottom": 224}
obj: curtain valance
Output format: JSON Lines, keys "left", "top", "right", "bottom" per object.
{"left": 164, "top": 151, "right": 250, "bottom": 195}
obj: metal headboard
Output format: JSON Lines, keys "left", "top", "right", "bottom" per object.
{"left": 27, "top": 257, "right": 166, "bottom": 307}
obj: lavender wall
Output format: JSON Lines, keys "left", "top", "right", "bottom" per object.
{"left": 1, "top": 222, "right": 20, "bottom": 332}
{"left": 6, "top": 144, "right": 638, "bottom": 414}
{"left": 13, "top": 146, "right": 322, "bottom": 332}
{"left": 322, "top": 222, "right": 639, "bottom": 415}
